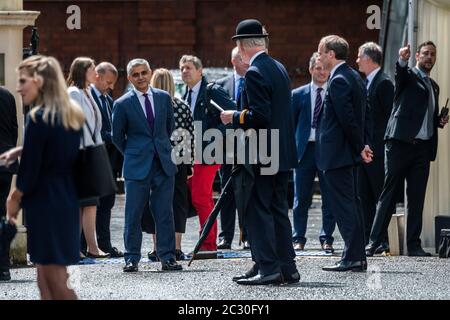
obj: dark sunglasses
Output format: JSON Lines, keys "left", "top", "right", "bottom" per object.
{"left": 131, "top": 70, "right": 149, "bottom": 78}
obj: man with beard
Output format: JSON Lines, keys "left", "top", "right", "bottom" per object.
{"left": 366, "top": 42, "right": 449, "bottom": 257}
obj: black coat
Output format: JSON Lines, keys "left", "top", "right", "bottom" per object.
{"left": 183, "top": 77, "right": 236, "bottom": 163}
{"left": 316, "top": 63, "right": 368, "bottom": 171}
{"left": 0, "top": 87, "right": 18, "bottom": 174}
{"left": 232, "top": 52, "right": 297, "bottom": 172}
{"left": 361, "top": 70, "right": 394, "bottom": 196}
{"left": 385, "top": 62, "right": 441, "bottom": 161}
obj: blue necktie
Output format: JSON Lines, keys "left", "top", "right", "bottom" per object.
{"left": 236, "top": 77, "right": 244, "bottom": 102}
{"left": 143, "top": 93, "right": 154, "bottom": 129}
{"left": 99, "top": 95, "right": 111, "bottom": 124}
{"left": 312, "top": 87, "right": 323, "bottom": 129}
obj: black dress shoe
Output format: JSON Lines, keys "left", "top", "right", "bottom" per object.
{"left": 232, "top": 265, "right": 259, "bottom": 282}
{"left": 236, "top": 272, "right": 283, "bottom": 286}
{"left": 375, "top": 242, "right": 390, "bottom": 254}
{"left": 283, "top": 271, "right": 300, "bottom": 284}
{"left": 161, "top": 259, "right": 183, "bottom": 271}
{"left": 408, "top": 247, "right": 432, "bottom": 257}
{"left": 123, "top": 262, "right": 138, "bottom": 272}
{"left": 322, "top": 260, "right": 367, "bottom": 272}
{"left": 217, "top": 239, "right": 231, "bottom": 250}
{"left": 242, "top": 240, "right": 250, "bottom": 250}
{"left": 147, "top": 250, "right": 160, "bottom": 262}
{"left": 109, "top": 247, "right": 124, "bottom": 258}
{"left": 365, "top": 242, "right": 380, "bottom": 257}
{"left": 175, "top": 249, "right": 186, "bottom": 261}
{"left": 0, "top": 270, "right": 11, "bottom": 281}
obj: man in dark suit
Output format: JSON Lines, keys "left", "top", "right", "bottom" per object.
{"left": 0, "top": 87, "right": 18, "bottom": 219}
{"left": 0, "top": 87, "right": 17, "bottom": 282}
{"left": 291, "top": 52, "right": 336, "bottom": 253}
{"left": 221, "top": 19, "right": 299, "bottom": 285}
{"left": 316, "top": 35, "right": 372, "bottom": 272}
{"left": 90, "top": 62, "right": 123, "bottom": 258}
{"left": 179, "top": 55, "right": 236, "bottom": 255}
{"left": 215, "top": 47, "right": 250, "bottom": 250}
{"left": 112, "top": 58, "right": 182, "bottom": 272}
{"left": 356, "top": 42, "right": 394, "bottom": 251}
{"left": 366, "top": 42, "right": 448, "bottom": 257}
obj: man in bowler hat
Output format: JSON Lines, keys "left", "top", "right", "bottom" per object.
{"left": 221, "top": 19, "right": 300, "bottom": 285}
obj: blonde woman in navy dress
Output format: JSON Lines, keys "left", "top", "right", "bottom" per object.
{"left": 7, "top": 55, "right": 85, "bottom": 299}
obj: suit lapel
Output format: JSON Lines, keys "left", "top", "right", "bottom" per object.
{"left": 304, "top": 84, "right": 312, "bottom": 127}
{"left": 368, "top": 70, "right": 381, "bottom": 98}
{"left": 151, "top": 88, "right": 161, "bottom": 135}
{"left": 130, "top": 90, "right": 151, "bottom": 134}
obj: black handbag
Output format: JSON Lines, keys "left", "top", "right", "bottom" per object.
{"left": 74, "top": 117, "right": 117, "bottom": 201}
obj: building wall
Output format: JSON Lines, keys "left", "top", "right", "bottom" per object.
{"left": 23, "top": 0, "right": 381, "bottom": 97}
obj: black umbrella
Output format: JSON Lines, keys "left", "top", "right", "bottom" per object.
{"left": 187, "top": 163, "right": 254, "bottom": 266}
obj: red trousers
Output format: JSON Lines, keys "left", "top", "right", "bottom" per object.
{"left": 188, "top": 164, "right": 221, "bottom": 251}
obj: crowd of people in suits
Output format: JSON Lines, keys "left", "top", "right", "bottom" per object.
{"left": 0, "top": 17, "right": 448, "bottom": 297}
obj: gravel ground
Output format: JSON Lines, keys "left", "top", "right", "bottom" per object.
{"left": 1, "top": 195, "right": 449, "bottom": 300}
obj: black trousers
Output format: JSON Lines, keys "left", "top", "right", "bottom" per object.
{"left": 218, "top": 164, "right": 248, "bottom": 243}
{"left": 370, "top": 139, "right": 431, "bottom": 251}
{"left": 0, "top": 173, "right": 13, "bottom": 219}
{"left": 246, "top": 171, "right": 297, "bottom": 276}
{"left": 96, "top": 192, "right": 116, "bottom": 252}
{"left": 323, "top": 166, "right": 366, "bottom": 262}
{"left": 358, "top": 164, "right": 388, "bottom": 245}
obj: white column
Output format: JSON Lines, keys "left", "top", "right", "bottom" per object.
{"left": 0, "top": 2, "right": 40, "bottom": 265}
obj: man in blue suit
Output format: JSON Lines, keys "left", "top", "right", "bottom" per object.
{"left": 291, "top": 52, "right": 336, "bottom": 253}
{"left": 112, "top": 58, "right": 181, "bottom": 272}
{"left": 316, "top": 35, "right": 372, "bottom": 272}
{"left": 215, "top": 47, "right": 250, "bottom": 250}
{"left": 90, "top": 62, "right": 123, "bottom": 258}
{"left": 221, "top": 19, "right": 299, "bottom": 285}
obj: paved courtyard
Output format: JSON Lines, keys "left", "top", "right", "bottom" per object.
{"left": 1, "top": 195, "right": 450, "bottom": 300}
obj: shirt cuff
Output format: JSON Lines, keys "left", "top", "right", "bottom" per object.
{"left": 398, "top": 58, "right": 408, "bottom": 67}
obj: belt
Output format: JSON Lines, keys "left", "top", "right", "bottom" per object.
{"left": 412, "top": 139, "right": 430, "bottom": 145}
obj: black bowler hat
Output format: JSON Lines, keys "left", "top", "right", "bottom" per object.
{"left": 232, "top": 19, "right": 268, "bottom": 40}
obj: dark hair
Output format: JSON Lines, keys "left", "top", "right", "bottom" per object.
{"left": 359, "top": 42, "right": 383, "bottom": 65}
{"left": 66, "top": 57, "right": 95, "bottom": 89}
{"left": 320, "top": 35, "right": 349, "bottom": 60}
{"left": 417, "top": 41, "right": 436, "bottom": 53}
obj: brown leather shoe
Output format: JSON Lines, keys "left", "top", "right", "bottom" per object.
{"left": 293, "top": 243, "right": 305, "bottom": 250}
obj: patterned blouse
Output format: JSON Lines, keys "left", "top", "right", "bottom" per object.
{"left": 171, "top": 97, "right": 194, "bottom": 164}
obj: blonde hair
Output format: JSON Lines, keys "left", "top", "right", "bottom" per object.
{"left": 150, "top": 68, "right": 175, "bottom": 98}
{"left": 18, "top": 55, "right": 85, "bottom": 130}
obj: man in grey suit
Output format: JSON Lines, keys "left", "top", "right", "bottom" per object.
{"left": 356, "top": 42, "right": 394, "bottom": 250}
{"left": 112, "top": 59, "right": 181, "bottom": 272}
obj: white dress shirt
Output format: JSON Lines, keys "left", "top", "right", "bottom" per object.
{"left": 330, "top": 61, "right": 346, "bottom": 79}
{"left": 133, "top": 87, "right": 155, "bottom": 119}
{"left": 366, "top": 67, "right": 381, "bottom": 91}
{"left": 186, "top": 80, "right": 202, "bottom": 114}
{"left": 309, "top": 82, "right": 327, "bottom": 141}
{"left": 249, "top": 50, "right": 265, "bottom": 66}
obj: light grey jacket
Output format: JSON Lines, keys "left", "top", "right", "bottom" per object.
{"left": 68, "top": 86, "right": 103, "bottom": 147}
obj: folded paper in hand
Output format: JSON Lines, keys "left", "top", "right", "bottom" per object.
{"left": 210, "top": 99, "right": 224, "bottom": 112}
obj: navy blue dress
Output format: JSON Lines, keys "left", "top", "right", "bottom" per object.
{"left": 16, "top": 110, "right": 81, "bottom": 265}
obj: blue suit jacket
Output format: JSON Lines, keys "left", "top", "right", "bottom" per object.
{"left": 112, "top": 88, "right": 177, "bottom": 180}
{"left": 291, "top": 84, "right": 313, "bottom": 162}
{"left": 316, "top": 63, "right": 368, "bottom": 171}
